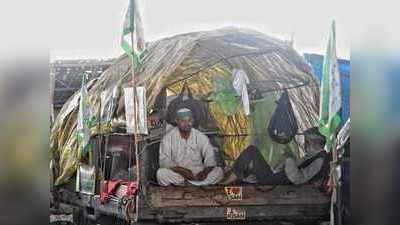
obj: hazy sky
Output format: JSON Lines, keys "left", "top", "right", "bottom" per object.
{"left": 49, "top": 0, "right": 352, "bottom": 60}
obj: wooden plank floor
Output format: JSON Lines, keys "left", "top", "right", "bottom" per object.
{"left": 147, "top": 184, "right": 330, "bottom": 208}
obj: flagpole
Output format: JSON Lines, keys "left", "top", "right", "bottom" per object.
{"left": 50, "top": 67, "right": 55, "bottom": 126}
{"left": 130, "top": 0, "right": 140, "bottom": 222}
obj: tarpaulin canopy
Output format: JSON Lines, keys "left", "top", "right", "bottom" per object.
{"left": 51, "top": 27, "right": 320, "bottom": 185}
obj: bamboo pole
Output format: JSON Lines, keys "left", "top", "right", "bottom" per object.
{"left": 130, "top": 0, "right": 140, "bottom": 222}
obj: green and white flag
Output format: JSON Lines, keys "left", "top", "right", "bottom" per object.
{"left": 77, "top": 73, "right": 96, "bottom": 156}
{"left": 121, "top": 0, "right": 147, "bottom": 67}
{"left": 319, "top": 21, "right": 342, "bottom": 152}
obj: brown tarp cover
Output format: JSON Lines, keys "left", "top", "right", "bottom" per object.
{"left": 51, "top": 27, "right": 320, "bottom": 185}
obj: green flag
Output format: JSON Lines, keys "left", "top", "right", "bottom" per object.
{"left": 76, "top": 73, "right": 96, "bottom": 156}
{"left": 121, "top": 0, "right": 147, "bottom": 67}
{"left": 319, "top": 21, "right": 342, "bottom": 152}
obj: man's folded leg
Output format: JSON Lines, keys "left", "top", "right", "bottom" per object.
{"left": 156, "top": 168, "right": 185, "bottom": 186}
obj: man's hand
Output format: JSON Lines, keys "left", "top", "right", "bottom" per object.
{"left": 194, "top": 167, "right": 214, "bottom": 181}
{"left": 170, "top": 167, "right": 194, "bottom": 180}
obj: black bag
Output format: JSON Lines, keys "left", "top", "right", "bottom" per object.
{"left": 166, "top": 84, "right": 207, "bottom": 128}
{"left": 267, "top": 89, "right": 299, "bottom": 144}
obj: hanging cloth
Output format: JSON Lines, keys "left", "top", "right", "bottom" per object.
{"left": 232, "top": 69, "right": 250, "bottom": 115}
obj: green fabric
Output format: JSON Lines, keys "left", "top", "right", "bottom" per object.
{"left": 76, "top": 73, "right": 96, "bottom": 157}
{"left": 213, "top": 75, "right": 239, "bottom": 116}
{"left": 318, "top": 21, "right": 342, "bottom": 152}
{"left": 121, "top": 0, "right": 147, "bottom": 68}
{"left": 248, "top": 95, "right": 299, "bottom": 168}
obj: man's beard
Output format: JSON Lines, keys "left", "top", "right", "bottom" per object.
{"left": 178, "top": 127, "right": 192, "bottom": 134}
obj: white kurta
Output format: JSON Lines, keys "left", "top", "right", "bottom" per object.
{"left": 157, "top": 127, "right": 223, "bottom": 186}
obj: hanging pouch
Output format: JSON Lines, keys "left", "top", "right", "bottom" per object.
{"left": 267, "top": 89, "right": 299, "bottom": 144}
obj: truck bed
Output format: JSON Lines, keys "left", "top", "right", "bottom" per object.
{"left": 147, "top": 184, "right": 329, "bottom": 207}
{"left": 139, "top": 184, "right": 330, "bottom": 223}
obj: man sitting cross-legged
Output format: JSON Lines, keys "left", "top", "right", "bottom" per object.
{"left": 156, "top": 108, "right": 224, "bottom": 186}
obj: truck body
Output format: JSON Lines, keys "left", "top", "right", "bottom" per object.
{"left": 53, "top": 131, "right": 331, "bottom": 225}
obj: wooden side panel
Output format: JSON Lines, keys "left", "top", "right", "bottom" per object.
{"left": 147, "top": 185, "right": 330, "bottom": 208}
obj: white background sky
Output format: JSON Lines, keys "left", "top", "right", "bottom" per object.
{"left": 49, "top": 0, "right": 352, "bottom": 61}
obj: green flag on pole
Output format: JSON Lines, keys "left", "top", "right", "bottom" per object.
{"left": 121, "top": 0, "right": 147, "bottom": 68}
{"left": 76, "top": 73, "right": 96, "bottom": 156}
{"left": 318, "top": 21, "right": 342, "bottom": 152}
